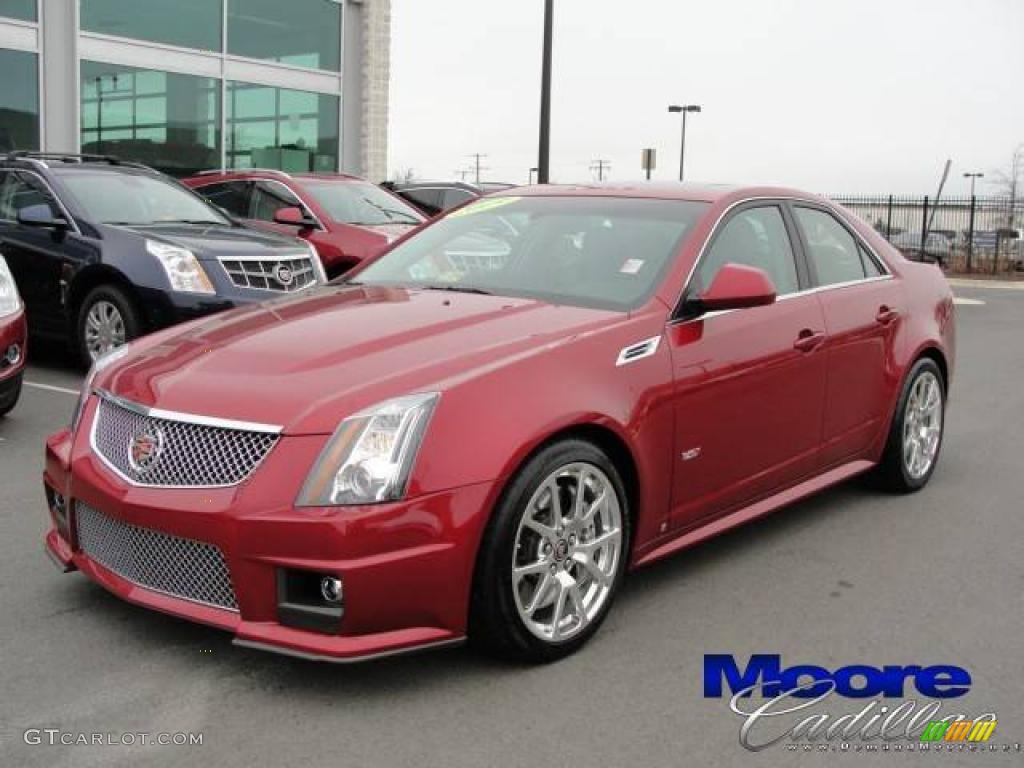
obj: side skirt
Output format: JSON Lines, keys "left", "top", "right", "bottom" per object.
{"left": 632, "top": 459, "right": 875, "bottom": 569}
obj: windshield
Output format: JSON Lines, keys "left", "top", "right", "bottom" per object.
{"left": 57, "top": 171, "right": 231, "bottom": 226}
{"left": 304, "top": 181, "right": 424, "bottom": 226}
{"left": 351, "top": 196, "right": 708, "bottom": 311}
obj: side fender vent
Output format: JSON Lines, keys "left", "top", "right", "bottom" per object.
{"left": 616, "top": 336, "right": 661, "bottom": 367}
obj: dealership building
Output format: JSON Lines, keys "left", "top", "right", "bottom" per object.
{"left": 0, "top": 0, "right": 391, "bottom": 180}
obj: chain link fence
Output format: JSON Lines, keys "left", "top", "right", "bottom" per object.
{"left": 828, "top": 195, "right": 1024, "bottom": 274}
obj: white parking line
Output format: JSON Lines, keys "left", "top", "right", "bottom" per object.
{"left": 24, "top": 381, "right": 81, "bottom": 396}
{"left": 953, "top": 297, "right": 986, "bottom": 306}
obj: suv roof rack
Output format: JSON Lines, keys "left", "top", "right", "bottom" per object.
{"left": 3, "top": 151, "right": 154, "bottom": 171}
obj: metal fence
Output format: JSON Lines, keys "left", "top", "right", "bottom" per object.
{"left": 828, "top": 195, "right": 1024, "bottom": 274}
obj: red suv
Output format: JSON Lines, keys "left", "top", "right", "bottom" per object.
{"left": 184, "top": 171, "right": 426, "bottom": 278}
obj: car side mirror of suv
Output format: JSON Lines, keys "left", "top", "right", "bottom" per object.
{"left": 685, "top": 263, "right": 777, "bottom": 315}
{"left": 17, "top": 204, "right": 67, "bottom": 229}
{"left": 274, "top": 206, "right": 316, "bottom": 228}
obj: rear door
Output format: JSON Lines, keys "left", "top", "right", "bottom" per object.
{"left": 666, "top": 202, "right": 829, "bottom": 528}
{"left": 790, "top": 204, "right": 903, "bottom": 466}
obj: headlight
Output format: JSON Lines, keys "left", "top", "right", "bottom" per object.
{"left": 71, "top": 345, "right": 131, "bottom": 433}
{"left": 146, "top": 240, "right": 215, "bottom": 294}
{"left": 297, "top": 392, "right": 439, "bottom": 507}
{"left": 305, "top": 241, "right": 328, "bottom": 284}
{"left": 0, "top": 255, "right": 21, "bottom": 318}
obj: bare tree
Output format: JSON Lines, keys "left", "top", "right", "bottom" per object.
{"left": 989, "top": 144, "right": 1023, "bottom": 226}
{"left": 391, "top": 167, "right": 417, "bottom": 184}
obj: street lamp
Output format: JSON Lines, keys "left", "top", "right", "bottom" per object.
{"left": 963, "top": 172, "right": 984, "bottom": 198}
{"left": 668, "top": 104, "right": 701, "bottom": 182}
{"left": 537, "top": 0, "right": 554, "bottom": 184}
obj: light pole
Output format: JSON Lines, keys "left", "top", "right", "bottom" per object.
{"left": 537, "top": 0, "right": 554, "bottom": 184}
{"left": 963, "top": 172, "right": 983, "bottom": 198}
{"left": 668, "top": 104, "right": 701, "bottom": 181}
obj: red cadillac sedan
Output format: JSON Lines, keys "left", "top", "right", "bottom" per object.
{"left": 0, "top": 254, "right": 27, "bottom": 416}
{"left": 43, "top": 184, "right": 955, "bottom": 663}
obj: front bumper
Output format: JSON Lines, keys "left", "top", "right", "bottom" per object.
{"left": 0, "top": 307, "right": 27, "bottom": 383}
{"left": 43, "top": 404, "right": 496, "bottom": 662}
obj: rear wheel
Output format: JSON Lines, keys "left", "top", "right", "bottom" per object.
{"left": 470, "top": 439, "right": 630, "bottom": 662}
{"left": 0, "top": 371, "right": 22, "bottom": 417}
{"left": 875, "top": 358, "right": 945, "bottom": 492}
{"left": 77, "top": 284, "right": 142, "bottom": 366}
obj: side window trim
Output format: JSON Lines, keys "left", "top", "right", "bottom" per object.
{"left": 788, "top": 202, "right": 891, "bottom": 289}
{"left": 676, "top": 199, "right": 802, "bottom": 313}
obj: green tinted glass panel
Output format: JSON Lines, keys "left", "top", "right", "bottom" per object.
{"left": 0, "top": 49, "right": 39, "bottom": 151}
{"left": 226, "top": 81, "right": 338, "bottom": 172}
{"left": 81, "top": 0, "right": 221, "bottom": 51}
{"left": 227, "top": 0, "right": 341, "bottom": 71}
{"left": 81, "top": 61, "right": 221, "bottom": 177}
{"left": 0, "top": 0, "right": 36, "bottom": 22}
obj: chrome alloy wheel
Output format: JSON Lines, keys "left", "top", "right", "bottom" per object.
{"left": 512, "top": 462, "right": 623, "bottom": 643}
{"left": 902, "top": 371, "right": 943, "bottom": 479}
{"left": 84, "top": 300, "right": 127, "bottom": 362}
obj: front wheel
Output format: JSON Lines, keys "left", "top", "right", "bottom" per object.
{"left": 875, "top": 358, "right": 946, "bottom": 492}
{"left": 470, "top": 439, "right": 630, "bottom": 662}
{"left": 76, "top": 285, "right": 142, "bottom": 366}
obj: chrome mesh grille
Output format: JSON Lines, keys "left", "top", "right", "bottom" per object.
{"left": 75, "top": 502, "right": 238, "bottom": 611}
{"left": 92, "top": 396, "right": 279, "bottom": 488}
{"left": 219, "top": 255, "right": 317, "bottom": 292}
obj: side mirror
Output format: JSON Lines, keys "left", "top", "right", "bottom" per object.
{"left": 693, "top": 263, "right": 777, "bottom": 313}
{"left": 17, "top": 204, "right": 66, "bottom": 229}
{"left": 273, "top": 206, "right": 315, "bottom": 227}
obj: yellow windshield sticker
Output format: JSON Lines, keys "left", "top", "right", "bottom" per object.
{"left": 448, "top": 196, "right": 521, "bottom": 218}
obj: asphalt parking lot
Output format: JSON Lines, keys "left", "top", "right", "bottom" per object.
{"left": 1, "top": 281, "right": 1022, "bottom": 767}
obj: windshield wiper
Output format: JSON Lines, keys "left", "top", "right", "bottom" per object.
{"left": 421, "top": 284, "right": 494, "bottom": 296}
{"left": 362, "top": 199, "right": 421, "bottom": 225}
{"left": 155, "top": 219, "right": 230, "bottom": 226}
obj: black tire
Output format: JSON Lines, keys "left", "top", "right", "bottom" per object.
{"left": 0, "top": 371, "right": 22, "bottom": 417}
{"left": 874, "top": 358, "right": 946, "bottom": 493}
{"left": 469, "top": 439, "right": 631, "bottom": 662}
{"left": 76, "top": 284, "right": 142, "bottom": 367}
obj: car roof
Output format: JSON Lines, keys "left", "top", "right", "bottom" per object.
{"left": 189, "top": 170, "right": 368, "bottom": 184}
{"left": 498, "top": 182, "right": 822, "bottom": 205}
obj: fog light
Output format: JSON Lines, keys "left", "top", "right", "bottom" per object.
{"left": 3, "top": 343, "right": 19, "bottom": 366}
{"left": 320, "top": 576, "right": 343, "bottom": 604}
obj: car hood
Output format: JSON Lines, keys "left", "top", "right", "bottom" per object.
{"left": 107, "top": 223, "right": 306, "bottom": 260}
{"left": 101, "top": 286, "right": 620, "bottom": 434}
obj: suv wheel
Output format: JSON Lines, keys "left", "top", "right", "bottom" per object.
{"left": 470, "top": 439, "right": 630, "bottom": 662}
{"left": 77, "top": 285, "right": 141, "bottom": 365}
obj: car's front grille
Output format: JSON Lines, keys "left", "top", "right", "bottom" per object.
{"left": 219, "top": 255, "right": 317, "bottom": 292}
{"left": 75, "top": 501, "right": 238, "bottom": 611}
{"left": 91, "top": 394, "right": 280, "bottom": 488}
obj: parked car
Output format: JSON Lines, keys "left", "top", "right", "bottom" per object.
{"left": 44, "top": 184, "right": 955, "bottom": 663}
{"left": 382, "top": 180, "right": 515, "bottom": 217}
{"left": 0, "top": 152, "right": 325, "bottom": 364}
{"left": 0, "top": 253, "right": 26, "bottom": 416}
{"left": 889, "top": 231, "right": 951, "bottom": 263}
{"left": 184, "top": 170, "right": 426, "bottom": 278}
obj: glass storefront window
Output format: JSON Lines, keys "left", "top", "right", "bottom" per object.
{"left": 0, "top": 49, "right": 39, "bottom": 151}
{"left": 226, "top": 81, "right": 338, "bottom": 172}
{"left": 227, "top": 0, "right": 341, "bottom": 71}
{"left": 81, "top": 61, "right": 221, "bottom": 177}
{"left": 0, "top": 1, "right": 36, "bottom": 22}
{"left": 81, "top": 0, "right": 221, "bottom": 52}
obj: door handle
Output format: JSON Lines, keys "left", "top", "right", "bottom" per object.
{"left": 793, "top": 329, "right": 825, "bottom": 353}
{"left": 876, "top": 306, "right": 899, "bottom": 325}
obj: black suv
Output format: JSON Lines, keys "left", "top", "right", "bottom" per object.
{"left": 0, "top": 152, "right": 325, "bottom": 363}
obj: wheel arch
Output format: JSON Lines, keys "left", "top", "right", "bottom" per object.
{"left": 67, "top": 265, "right": 142, "bottom": 325}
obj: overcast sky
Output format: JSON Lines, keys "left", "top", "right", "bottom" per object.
{"left": 388, "top": 0, "right": 1023, "bottom": 194}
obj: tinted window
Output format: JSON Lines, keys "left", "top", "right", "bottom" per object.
{"left": 198, "top": 181, "right": 252, "bottom": 218}
{"left": 251, "top": 180, "right": 302, "bottom": 221}
{"left": 399, "top": 188, "right": 444, "bottom": 217}
{"left": 355, "top": 197, "right": 708, "bottom": 312}
{"left": 443, "top": 189, "right": 476, "bottom": 210}
{"left": 81, "top": 0, "right": 221, "bottom": 51}
{"left": 0, "top": 49, "right": 39, "bottom": 152}
{"left": 0, "top": 0, "right": 36, "bottom": 21}
{"left": 795, "top": 207, "right": 867, "bottom": 286}
{"left": 227, "top": 0, "right": 341, "bottom": 71}
{"left": 696, "top": 206, "right": 799, "bottom": 295}
{"left": 0, "top": 173, "right": 49, "bottom": 221}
